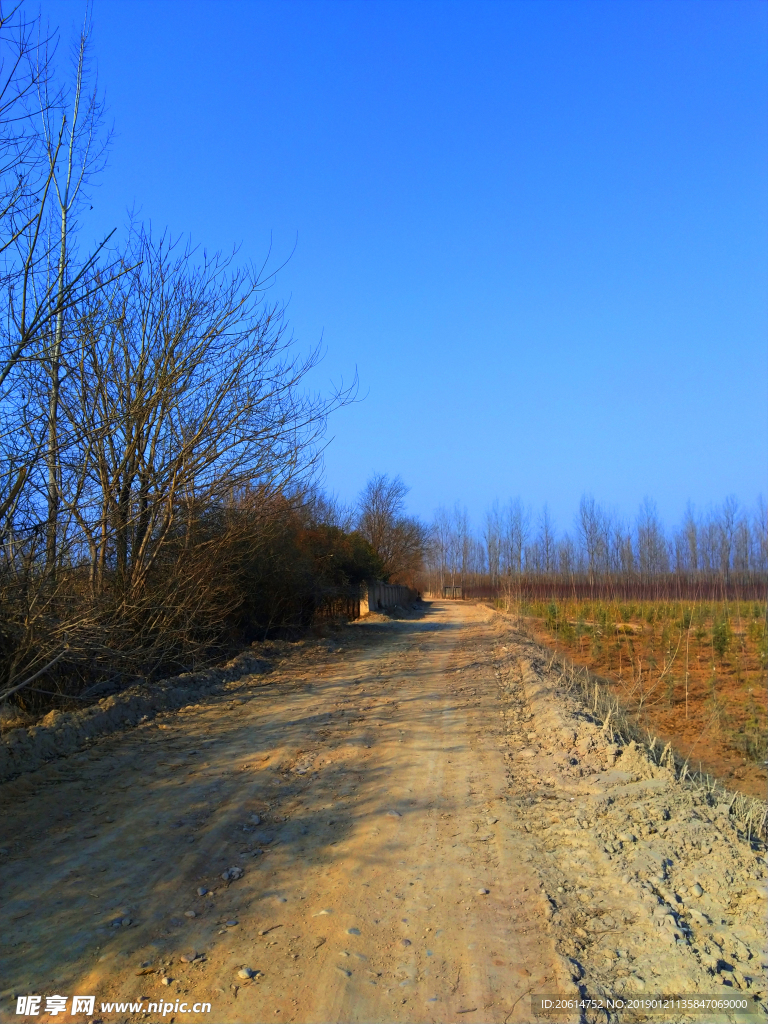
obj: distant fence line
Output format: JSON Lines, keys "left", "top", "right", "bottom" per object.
{"left": 431, "top": 574, "right": 767, "bottom": 604}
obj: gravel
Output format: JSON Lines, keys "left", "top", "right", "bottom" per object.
{"left": 221, "top": 866, "right": 244, "bottom": 881}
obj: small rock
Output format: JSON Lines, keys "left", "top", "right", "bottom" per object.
{"left": 185, "top": 911, "right": 196, "bottom": 918}
{"left": 400, "top": 939, "right": 411, "bottom": 947}
{"left": 251, "top": 814, "right": 262, "bottom": 825}
{"left": 477, "top": 888, "right": 490, "bottom": 895}
{"left": 486, "top": 817, "right": 498, "bottom": 825}
{"left": 162, "top": 977, "right": 171, "bottom": 986}
{"left": 121, "top": 917, "right": 132, "bottom": 927}
{"left": 618, "top": 832, "right": 637, "bottom": 844}
{"left": 237, "top": 967, "right": 255, "bottom": 980}
{"left": 180, "top": 952, "right": 198, "bottom": 963}
{"left": 692, "top": 883, "right": 704, "bottom": 897}
{"left": 197, "top": 887, "right": 208, "bottom": 896}
{"left": 226, "top": 920, "right": 238, "bottom": 927}
{"left": 336, "top": 967, "right": 352, "bottom": 977}
{"left": 222, "top": 866, "right": 245, "bottom": 881}
{"left": 347, "top": 927, "right": 361, "bottom": 935}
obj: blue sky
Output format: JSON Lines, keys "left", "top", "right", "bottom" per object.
{"left": 40, "top": 0, "right": 768, "bottom": 534}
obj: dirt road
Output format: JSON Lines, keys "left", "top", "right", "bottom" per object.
{"left": 1, "top": 602, "right": 765, "bottom": 1024}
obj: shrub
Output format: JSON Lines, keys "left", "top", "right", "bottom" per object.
{"left": 712, "top": 618, "right": 732, "bottom": 659}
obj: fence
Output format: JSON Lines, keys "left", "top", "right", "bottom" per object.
{"left": 360, "top": 581, "right": 419, "bottom": 615}
{"left": 313, "top": 581, "right": 419, "bottom": 622}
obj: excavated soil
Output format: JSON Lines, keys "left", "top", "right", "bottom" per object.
{"left": 0, "top": 602, "right": 765, "bottom": 1024}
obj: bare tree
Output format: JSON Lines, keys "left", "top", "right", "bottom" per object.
{"left": 636, "top": 497, "right": 669, "bottom": 580}
{"left": 483, "top": 498, "right": 502, "bottom": 586}
{"left": 0, "top": 219, "right": 354, "bottom": 701}
{"left": 69, "top": 226, "right": 348, "bottom": 595}
{"left": 429, "top": 505, "right": 452, "bottom": 595}
{"left": 537, "top": 503, "right": 556, "bottom": 574}
{"left": 753, "top": 496, "right": 768, "bottom": 574}
{"left": 356, "top": 473, "right": 425, "bottom": 585}
{"left": 0, "top": 3, "right": 119, "bottom": 582}
{"left": 504, "top": 497, "right": 529, "bottom": 576}
{"left": 35, "top": 8, "right": 111, "bottom": 570}
{"left": 577, "top": 494, "right": 604, "bottom": 588}
{"left": 716, "top": 495, "right": 739, "bottom": 584}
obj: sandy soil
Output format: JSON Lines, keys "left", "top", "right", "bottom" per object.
{"left": 1, "top": 602, "right": 765, "bottom": 1024}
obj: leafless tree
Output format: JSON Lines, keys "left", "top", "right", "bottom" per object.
{"left": 504, "top": 497, "right": 529, "bottom": 576}
{"left": 428, "top": 505, "right": 452, "bottom": 595}
{"left": 636, "top": 498, "right": 670, "bottom": 580}
{"left": 577, "top": 495, "right": 601, "bottom": 588}
{"left": 0, "top": 216, "right": 355, "bottom": 701}
{"left": 356, "top": 473, "right": 425, "bottom": 585}
{"left": 537, "top": 503, "right": 556, "bottom": 574}
{"left": 753, "top": 496, "right": 768, "bottom": 573}
{"left": 483, "top": 498, "right": 502, "bottom": 586}
{"left": 35, "top": 8, "right": 111, "bottom": 570}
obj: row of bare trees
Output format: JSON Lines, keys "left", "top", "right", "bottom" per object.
{"left": 425, "top": 495, "right": 768, "bottom": 599}
{"left": 0, "top": 5, "right": 365, "bottom": 712}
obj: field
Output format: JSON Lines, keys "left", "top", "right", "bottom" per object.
{"left": 508, "top": 597, "right": 767, "bottom": 798}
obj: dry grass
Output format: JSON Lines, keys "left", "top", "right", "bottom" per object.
{"left": 498, "top": 596, "right": 767, "bottom": 799}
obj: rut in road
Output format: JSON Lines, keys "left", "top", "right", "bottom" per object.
{"left": 1, "top": 601, "right": 765, "bottom": 1024}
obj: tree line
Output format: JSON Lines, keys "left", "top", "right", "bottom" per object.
{"left": 0, "top": 6, "right": 425, "bottom": 717}
{"left": 425, "top": 495, "right": 767, "bottom": 601}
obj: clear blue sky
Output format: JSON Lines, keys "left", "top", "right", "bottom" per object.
{"left": 40, "top": 0, "right": 768, "bottom": 534}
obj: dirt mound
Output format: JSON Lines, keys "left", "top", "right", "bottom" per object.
{"left": 0, "top": 652, "right": 269, "bottom": 782}
{"left": 493, "top": 629, "right": 768, "bottom": 1014}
